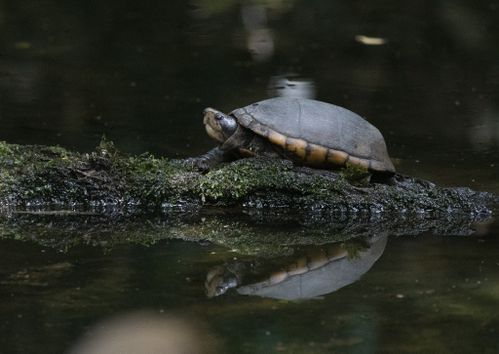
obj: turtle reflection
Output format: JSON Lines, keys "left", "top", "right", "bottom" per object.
{"left": 206, "top": 235, "right": 387, "bottom": 300}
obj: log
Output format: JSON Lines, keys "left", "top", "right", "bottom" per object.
{"left": 0, "top": 140, "right": 495, "bottom": 215}
{"left": 0, "top": 139, "right": 496, "bottom": 253}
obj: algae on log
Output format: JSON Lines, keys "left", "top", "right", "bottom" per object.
{"left": 0, "top": 140, "right": 496, "bottom": 214}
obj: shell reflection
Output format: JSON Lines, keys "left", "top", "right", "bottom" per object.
{"left": 206, "top": 235, "right": 387, "bottom": 300}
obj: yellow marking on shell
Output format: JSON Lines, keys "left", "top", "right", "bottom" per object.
{"left": 306, "top": 144, "right": 328, "bottom": 164}
{"left": 325, "top": 245, "right": 348, "bottom": 261}
{"left": 287, "top": 257, "right": 308, "bottom": 276}
{"left": 269, "top": 271, "right": 288, "bottom": 285}
{"left": 285, "top": 137, "right": 308, "bottom": 159}
{"left": 307, "top": 249, "right": 329, "bottom": 270}
{"left": 267, "top": 130, "right": 287, "bottom": 148}
{"left": 247, "top": 122, "right": 392, "bottom": 172}
{"left": 346, "top": 156, "right": 370, "bottom": 169}
{"left": 327, "top": 149, "right": 348, "bottom": 165}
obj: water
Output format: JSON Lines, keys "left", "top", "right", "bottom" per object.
{"left": 1, "top": 222, "right": 498, "bottom": 353}
{"left": 0, "top": 1, "right": 498, "bottom": 353}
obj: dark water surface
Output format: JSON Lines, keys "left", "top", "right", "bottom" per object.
{"left": 0, "top": 1, "right": 498, "bottom": 353}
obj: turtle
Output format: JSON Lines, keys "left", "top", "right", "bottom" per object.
{"left": 195, "top": 97, "right": 395, "bottom": 175}
{"left": 205, "top": 235, "right": 388, "bottom": 299}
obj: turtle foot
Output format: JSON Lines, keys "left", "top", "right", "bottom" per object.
{"left": 184, "top": 157, "right": 213, "bottom": 172}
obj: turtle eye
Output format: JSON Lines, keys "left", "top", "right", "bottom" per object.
{"left": 215, "top": 113, "right": 223, "bottom": 121}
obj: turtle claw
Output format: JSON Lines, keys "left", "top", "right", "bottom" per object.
{"left": 186, "top": 146, "right": 228, "bottom": 172}
{"left": 195, "top": 158, "right": 213, "bottom": 172}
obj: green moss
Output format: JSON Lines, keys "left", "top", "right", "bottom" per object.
{"left": 196, "top": 158, "right": 357, "bottom": 207}
{"left": 0, "top": 141, "right": 13, "bottom": 157}
{"left": 198, "top": 158, "right": 294, "bottom": 202}
{"left": 340, "top": 162, "right": 370, "bottom": 185}
{"left": 0, "top": 141, "right": 495, "bottom": 216}
{"left": 0, "top": 141, "right": 495, "bottom": 257}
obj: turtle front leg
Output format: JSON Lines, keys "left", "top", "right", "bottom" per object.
{"left": 189, "top": 146, "right": 236, "bottom": 171}
{"left": 189, "top": 126, "right": 252, "bottom": 171}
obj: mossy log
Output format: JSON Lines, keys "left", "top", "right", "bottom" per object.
{"left": 0, "top": 140, "right": 496, "bottom": 215}
{"left": 0, "top": 140, "right": 496, "bottom": 253}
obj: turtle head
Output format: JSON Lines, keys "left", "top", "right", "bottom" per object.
{"left": 203, "top": 108, "right": 238, "bottom": 143}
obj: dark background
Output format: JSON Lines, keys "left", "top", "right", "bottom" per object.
{"left": 0, "top": 0, "right": 498, "bottom": 187}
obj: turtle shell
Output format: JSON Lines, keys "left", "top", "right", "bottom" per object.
{"left": 231, "top": 97, "right": 395, "bottom": 173}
